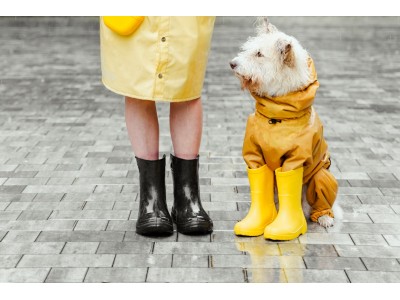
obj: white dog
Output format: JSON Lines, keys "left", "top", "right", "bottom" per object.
{"left": 231, "top": 18, "right": 340, "bottom": 228}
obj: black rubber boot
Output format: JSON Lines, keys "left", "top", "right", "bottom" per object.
{"left": 170, "top": 154, "right": 213, "bottom": 235}
{"left": 135, "top": 155, "right": 173, "bottom": 236}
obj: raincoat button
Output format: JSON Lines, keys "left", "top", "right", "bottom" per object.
{"left": 161, "top": 37, "right": 166, "bottom": 42}
{"left": 158, "top": 73, "right": 163, "bottom": 79}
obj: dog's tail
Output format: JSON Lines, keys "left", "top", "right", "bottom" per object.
{"left": 332, "top": 203, "right": 343, "bottom": 220}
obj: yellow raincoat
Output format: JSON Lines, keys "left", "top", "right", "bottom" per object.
{"left": 242, "top": 58, "right": 338, "bottom": 221}
{"left": 100, "top": 16, "right": 215, "bottom": 102}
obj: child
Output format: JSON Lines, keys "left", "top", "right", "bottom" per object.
{"left": 100, "top": 17, "right": 215, "bottom": 236}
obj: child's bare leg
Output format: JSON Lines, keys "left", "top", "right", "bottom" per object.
{"left": 169, "top": 98, "right": 202, "bottom": 159}
{"left": 125, "top": 97, "right": 159, "bottom": 160}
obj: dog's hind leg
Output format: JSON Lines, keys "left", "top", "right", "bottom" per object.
{"left": 306, "top": 167, "right": 338, "bottom": 227}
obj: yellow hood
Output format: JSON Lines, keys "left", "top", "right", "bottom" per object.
{"left": 251, "top": 57, "right": 319, "bottom": 120}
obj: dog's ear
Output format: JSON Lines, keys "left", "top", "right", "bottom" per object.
{"left": 277, "top": 39, "right": 295, "bottom": 67}
{"left": 257, "top": 17, "right": 277, "bottom": 34}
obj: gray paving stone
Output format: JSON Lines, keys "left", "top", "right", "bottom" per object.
{"left": 279, "top": 244, "right": 338, "bottom": 257}
{"left": 7, "top": 202, "right": 32, "bottom": 212}
{"left": 50, "top": 209, "right": 129, "bottom": 220}
{"left": 212, "top": 221, "right": 238, "bottom": 230}
{"left": 0, "top": 171, "right": 38, "bottom": 178}
{"left": 102, "top": 170, "right": 128, "bottom": 178}
{"left": 0, "top": 255, "right": 22, "bottom": 267}
{"left": 383, "top": 235, "right": 400, "bottom": 246}
{"left": 0, "top": 185, "right": 26, "bottom": 194}
{"left": 74, "top": 220, "right": 108, "bottom": 231}
{"left": 246, "top": 268, "right": 287, "bottom": 283}
{"left": 350, "top": 234, "right": 388, "bottom": 246}
{"left": 23, "top": 185, "right": 95, "bottom": 194}
{"left": 212, "top": 254, "right": 305, "bottom": 269}
{"left": 146, "top": 267, "right": 245, "bottom": 283}
{"left": 62, "top": 242, "right": 100, "bottom": 254}
{"left": 0, "top": 165, "right": 18, "bottom": 172}
{"left": 0, "top": 203, "right": 9, "bottom": 210}
{"left": 154, "top": 242, "right": 279, "bottom": 255}
{"left": 4, "top": 178, "right": 49, "bottom": 186}
{"left": 0, "top": 211, "right": 21, "bottom": 220}
{"left": 84, "top": 201, "right": 114, "bottom": 210}
{"left": 304, "top": 256, "right": 366, "bottom": 271}
{"left": 177, "top": 233, "right": 210, "bottom": 242}
{"left": 327, "top": 222, "right": 400, "bottom": 235}
{"left": 347, "top": 271, "right": 400, "bottom": 283}
{"left": 0, "top": 242, "right": 64, "bottom": 255}
{"left": 55, "top": 164, "right": 82, "bottom": 171}
{"left": 0, "top": 268, "right": 50, "bottom": 283}
{"left": 208, "top": 211, "right": 245, "bottom": 220}
{"left": 299, "top": 233, "right": 354, "bottom": 245}
{"left": 15, "top": 201, "right": 84, "bottom": 211}
{"left": 114, "top": 254, "right": 172, "bottom": 267}
{"left": 84, "top": 267, "right": 147, "bottom": 283}
{"left": 112, "top": 201, "right": 135, "bottom": 210}
{"left": 94, "top": 185, "right": 123, "bottom": 193}
{"left": 5, "top": 220, "right": 75, "bottom": 231}
{"left": 35, "top": 170, "right": 103, "bottom": 178}
{"left": 369, "top": 213, "right": 400, "bottom": 223}
{"left": 172, "top": 254, "right": 209, "bottom": 268}
{"left": 335, "top": 245, "right": 400, "bottom": 258}
{"left": 18, "top": 254, "right": 114, "bottom": 268}
{"left": 33, "top": 193, "right": 64, "bottom": 202}
{"left": 45, "top": 267, "right": 87, "bottom": 283}
{"left": 341, "top": 204, "right": 394, "bottom": 214}
{"left": 47, "top": 177, "right": 75, "bottom": 185}
{"left": 37, "top": 231, "right": 125, "bottom": 242}
{"left": 285, "top": 269, "right": 349, "bottom": 283}
{"left": 105, "top": 220, "right": 136, "bottom": 231}
{"left": 1, "top": 231, "right": 40, "bottom": 242}
{"left": 17, "top": 210, "right": 52, "bottom": 220}
{"left": 391, "top": 205, "right": 400, "bottom": 214}
{"left": 124, "top": 231, "right": 178, "bottom": 242}
{"left": 340, "top": 213, "right": 372, "bottom": 223}
{"left": 97, "top": 242, "right": 153, "bottom": 254}
{"left": 0, "top": 231, "right": 7, "bottom": 241}
{"left": 361, "top": 258, "right": 400, "bottom": 271}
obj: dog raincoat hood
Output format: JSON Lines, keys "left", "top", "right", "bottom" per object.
{"left": 251, "top": 58, "right": 319, "bottom": 120}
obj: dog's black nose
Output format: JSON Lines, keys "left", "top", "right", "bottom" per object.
{"left": 230, "top": 61, "right": 237, "bottom": 69}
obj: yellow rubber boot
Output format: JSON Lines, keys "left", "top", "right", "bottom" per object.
{"left": 234, "top": 164, "right": 277, "bottom": 236}
{"left": 264, "top": 167, "right": 307, "bottom": 240}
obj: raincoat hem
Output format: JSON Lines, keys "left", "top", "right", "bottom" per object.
{"left": 101, "top": 78, "right": 202, "bottom": 102}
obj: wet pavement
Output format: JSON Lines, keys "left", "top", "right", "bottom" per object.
{"left": 0, "top": 16, "right": 400, "bottom": 282}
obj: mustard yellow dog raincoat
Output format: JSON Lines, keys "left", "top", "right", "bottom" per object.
{"left": 242, "top": 58, "right": 338, "bottom": 221}
{"left": 100, "top": 16, "right": 215, "bottom": 102}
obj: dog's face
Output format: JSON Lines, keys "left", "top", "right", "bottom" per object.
{"left": 230, "top": 18, "right": 311, "bottom": 97}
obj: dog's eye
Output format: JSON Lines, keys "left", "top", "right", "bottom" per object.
{"left": 256, "top": 51, "right": 264, "bottom": 57}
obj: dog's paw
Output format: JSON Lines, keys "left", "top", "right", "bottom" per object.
{"left": 317, "top": 215, "right": 334, "bottom": 228}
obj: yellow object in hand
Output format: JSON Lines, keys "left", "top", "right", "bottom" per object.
{"left": 103, "top": 16, "right": 145, "bottom": 36}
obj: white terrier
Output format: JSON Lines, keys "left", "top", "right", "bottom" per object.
{"left": 231, "top": 18, "right": 340, "bottom": 228}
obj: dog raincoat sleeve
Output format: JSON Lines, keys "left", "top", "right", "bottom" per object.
{"left": 100, "top": 16, "right": 215, "bottom": 102}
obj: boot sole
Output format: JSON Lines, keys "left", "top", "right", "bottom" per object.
{"left": 136, "top": 218, "right": 173, "bottom": 236}
{"left": 234, "top": 229, "right": 264, "bottom": 237}
{"left": 264, "top": 225, "right": 307, "bottom": 241}
{"left": 171, "top": 210, "right": 213, "bottom": 235}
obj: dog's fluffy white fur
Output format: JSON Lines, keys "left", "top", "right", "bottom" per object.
{"left": 232, "top": 18, "right": 340, "bottom": 228}
{"left": 231, "top": 17, "right": 311, "bottom": 97}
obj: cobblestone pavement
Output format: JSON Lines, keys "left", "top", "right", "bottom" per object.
{"left": 0, "top": 17, "right": 400, "bottom": 283}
